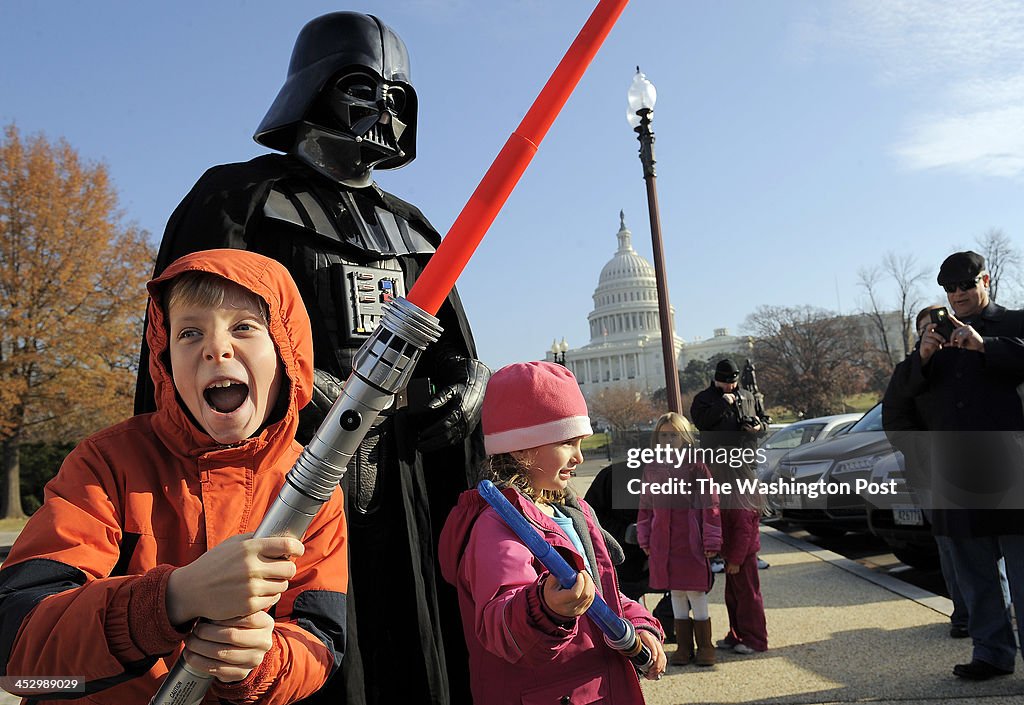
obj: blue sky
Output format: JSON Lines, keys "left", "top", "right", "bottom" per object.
{"left": 3, "top": 1, "right": 1023, "bottom": 372}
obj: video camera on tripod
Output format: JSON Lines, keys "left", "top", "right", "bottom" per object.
{"left": 738, "top": 359, "right": 771, "bottom": 433}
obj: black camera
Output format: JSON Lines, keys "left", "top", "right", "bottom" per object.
{"left": 739, "top": 416, "right": 761, "bottom": 431}
{"left": 930, "top": 306, "right": 956, "bottom": 341}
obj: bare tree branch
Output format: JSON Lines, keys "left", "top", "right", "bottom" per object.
{"left": 975, "top": 228, "right": 1021, "bottom": 303}
{"left": 744, "top": 305, "right": 884, "bottom": 418}
{"left": 858, "top": 265, "right": 893, "bottom": 363}
{"left": 586, "top": 385, "right": 656, "bottom": 435}
{"left": 882, "top": 252, "right": 927, "bottom": 356}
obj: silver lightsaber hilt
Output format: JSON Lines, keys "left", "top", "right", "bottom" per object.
{"left": 150, "top": 297, "right": 442, "bottom": 705}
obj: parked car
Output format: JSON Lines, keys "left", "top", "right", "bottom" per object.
{"left": 865, "top": 451, "right": 940, "bottom": 570}
{"left": 757, "top": 414, "right": 862, "bottom": 502}
{"left": 771, "top": 404, "right": 889, "bottom": 538}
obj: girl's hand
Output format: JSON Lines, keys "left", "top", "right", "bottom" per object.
{"left": 541, "top": 572, "right": 595, "bottom": 619}
{"left": 638, "top": 629, "right": 666, "bottom": 680}
{"left": 726, "top": 562, "right": 741, "bottom": 575}
{"left": 182, "top": 611, "right": 276, "bottom": 683}
{"left": 704, "top": 551, "right": 717, "bottom": 558}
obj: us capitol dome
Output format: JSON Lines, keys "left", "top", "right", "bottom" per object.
{"left": 546, "top": 212, "right": 750, "bottom": 399}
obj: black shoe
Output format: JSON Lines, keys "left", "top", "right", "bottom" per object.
{"left": 949, "top": 625, "right": 969, "bottom": 639}
{"left": 953, "top": 660, "right": 1013, "bottom": 680}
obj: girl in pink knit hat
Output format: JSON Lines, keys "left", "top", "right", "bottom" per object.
{"left": 439, "top": 361, "right": 666, "bottom": 704}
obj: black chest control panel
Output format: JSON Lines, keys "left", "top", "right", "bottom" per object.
{"left": 340, "top": 263, "right": 407, "bottom": 337}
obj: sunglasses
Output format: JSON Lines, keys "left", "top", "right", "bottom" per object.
{"left": 942, "top": 276, "right": 982, "bottom": 293}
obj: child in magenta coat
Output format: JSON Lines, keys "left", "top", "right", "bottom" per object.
{"left": 715, "top": 462, "right": 769, "bottom": 654}
{"left": 637, "top": 412, "right": 722, "bottom": 667}
{"left": 439, "top": 362, "right": 666, "bottom": 704}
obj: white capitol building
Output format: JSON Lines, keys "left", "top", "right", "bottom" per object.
{"left": 546, "top": 212, "right": 752, "bottom": 398}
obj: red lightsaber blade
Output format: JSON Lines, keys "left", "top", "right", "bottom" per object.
{"left": 408, "top": 0, "right": 629, "bottom": 315}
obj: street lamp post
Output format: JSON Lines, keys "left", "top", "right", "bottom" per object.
{"left": 550, "top": 337, "right": 569, "bottom": 366}
{"left": 628, "top": 67, "right": 682, "bottom": 414}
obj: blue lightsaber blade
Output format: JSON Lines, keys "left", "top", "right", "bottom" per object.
{"left": 476, "top": 479, "right": 655, "bottom": 674}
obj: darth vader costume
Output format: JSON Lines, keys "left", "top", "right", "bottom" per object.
{"left": 135, "top": 13, "right": 487, "bottom": 705}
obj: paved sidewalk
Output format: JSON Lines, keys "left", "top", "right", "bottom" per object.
{"left": 638, "top": 527, "right": 1024, "bottom": 704}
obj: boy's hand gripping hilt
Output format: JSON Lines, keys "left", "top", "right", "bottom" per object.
{"left": 149, "top": 297, "right": 442, "bottom": 705}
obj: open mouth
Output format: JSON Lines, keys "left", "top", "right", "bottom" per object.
{"left": 203, "top": 380, "right": 249, "bottom": 414}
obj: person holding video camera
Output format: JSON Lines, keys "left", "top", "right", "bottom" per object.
{"left": 690, "top": 359, "right": 768, "bottom": 575}
{"left": 691, "top": 360, "right": 770, "bottom": 655}
{"left": 691, "top": 359, "right": 767, "bottom": 453}
{"left": 884, "top": 251, "right": 1024, "bottom": 681}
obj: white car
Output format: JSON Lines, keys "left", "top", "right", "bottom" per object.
{"left": 758, "top": 414, "right": 862, "bottom": 483}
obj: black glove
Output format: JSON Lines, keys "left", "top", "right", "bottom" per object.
{"left": 413, "top": 354, "right": 490, "bottom": 453}
{"left": 296, "top": 368, "right": 345, "bottom": 443}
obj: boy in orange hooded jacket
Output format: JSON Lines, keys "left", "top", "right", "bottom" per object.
{"left": 0, "top": 250, "right": 347, "bottom": 704}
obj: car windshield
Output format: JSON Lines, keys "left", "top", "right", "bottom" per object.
{"left": 846, "top": 404, "right": 883, "bottom": 433}
{"left": 764, "top": 423, "right": 825, "bottom": 449}
{"left": 827, "top": 420, "right": 857, "bottom": 438}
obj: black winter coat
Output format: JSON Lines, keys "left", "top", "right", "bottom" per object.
{"left": 882, "top": 302, "right": 1024, "bottom": 536}
{"left": 691, "top": 384, "right": 762, "bottom": 451}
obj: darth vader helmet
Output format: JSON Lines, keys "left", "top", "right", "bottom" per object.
{"left": 254, "top": 12, "right": 417, "bottom": 173}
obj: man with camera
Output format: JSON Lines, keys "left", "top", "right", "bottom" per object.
{"left": 883, "top": 251, "right": 1024, "bottom": 681}
{"left": 691, "top": 359, "right": 767, "bottom": 453}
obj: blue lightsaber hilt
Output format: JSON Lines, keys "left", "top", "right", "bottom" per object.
{"left": 476, "top": 480, "right": 655, "bottom": 675}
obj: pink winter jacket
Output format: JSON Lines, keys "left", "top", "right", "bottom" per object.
{"left": 636, "top": 462, "right": 722, "bottom": 592}
{"left": 439, "top": 487, "right": 663, "bottom": 705}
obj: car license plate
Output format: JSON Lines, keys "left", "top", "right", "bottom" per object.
{"left": 781, "top": 494, "right": 801, "bottom": 509}
{"left": 892, "top": 504, "right": 924, "bottom": 526}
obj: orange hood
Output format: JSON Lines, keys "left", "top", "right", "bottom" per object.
{"left": 145, "top": 249, "right": 314, "bottom": 455}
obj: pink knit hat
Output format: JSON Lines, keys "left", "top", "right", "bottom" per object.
{"left": 482, "top": 361, "right": 593, "bottom": 455}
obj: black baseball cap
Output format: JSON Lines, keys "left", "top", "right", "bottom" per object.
{"left": 937, "top": 251, "right": 985, "bottom": 285}
{"left": 714, "top": 359, "right": 740, "bottom": 383}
